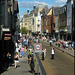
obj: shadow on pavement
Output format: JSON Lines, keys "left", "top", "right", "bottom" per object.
{"left": 0, "top": 63, "right": 14, "bottom": 74}
{"left": 0, "top": 65, "right": 8, "bottom": 74}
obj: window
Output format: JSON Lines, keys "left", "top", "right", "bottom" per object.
{"left": 54, "top": 23, "right": 55, "bottom": 27}
{"left": 25, "top": 23, "right": 27, "bottom": 25}
{"left": 0, "top": 5, "right": 4, "bottom": 16}
{"left": 0, "top": 4, "right": 5, "bottom": 25}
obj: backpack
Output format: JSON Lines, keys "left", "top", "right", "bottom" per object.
{"left": 28, "top": 54, "right": 30, "bottom": 59}
{"left": 31, "top": 58, "right": 34, "bottom": 64}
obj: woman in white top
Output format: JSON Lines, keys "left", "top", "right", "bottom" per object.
{"left": 14, "top": 52, "right": 19, "bottom": 68}
{"left": 49, "top": 40, "right": 52, "bottom": 46}
{"left": 44, "top": 48, "right": 47, "bottom": 58}
{"left": 51, "top": 48, "right": 55, "bottom": 60}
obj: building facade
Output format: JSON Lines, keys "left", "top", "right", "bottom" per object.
{"left": 47, "top": 8, "right": 52, "bottom": 37}
{"left": 0, "top": 0, "right": 19, "bottom": 71}
{"left": 41, "top": 6, "right": 49, "bottom": 37}
{"left": 59, "top": 5, "right": 67, "bottom": 40}
{"left": 72, "top": 0, "right": 75, "bottom": 41}
{"left": 67, "top": 0, "right": 73, "bottom": 40}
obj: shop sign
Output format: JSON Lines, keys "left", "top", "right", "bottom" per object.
{"left": 2, "top": 28, "right": 10, "bottom": 31}
{"left": 4, "top": 34, "right": 12, "bottom": 36}
{"left": 4, "top": 37, "right": 11, "bottom": 40}
{"left": 4, "top": 34, "right": 12, "bottom": 40}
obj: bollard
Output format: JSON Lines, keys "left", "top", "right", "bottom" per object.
{"left": 37, "top": 61, "right": 40, "bottom": 75}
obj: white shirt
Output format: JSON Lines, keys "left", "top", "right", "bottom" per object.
{"left": 15, "top": 43, "right": 17, "bottom": 48}
{"left": 44, "top": 49, "right": 47, "bottom": 57}
{"left": 51, "top": 50, "right": 55, "bottom": 54}
{"left": 49, "top": 40, "right": 52, "bottom": 43}
{"left": 29, "top": 49, "right": 32, "bottom": 52}
{"left": 16, "top": 48, "right": 19, "bottom": 52}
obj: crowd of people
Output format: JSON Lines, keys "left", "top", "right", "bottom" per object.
{"left": 54, "top": 40, "right": 74, "bottom": 50}
{"left": 41, "top": 36, "right": 74, "bottom": 50}
{"left": 1, "top": 35, "right": 74, "bottom": 74}
{"left": 14, "top": 35, "right": 56, "bottom": 72}
{"left": 14, "top": 36, "right": 36, "bottom": 73}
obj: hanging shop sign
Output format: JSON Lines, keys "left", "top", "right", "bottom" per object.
{"left": 4, "top": 37, "right": 11, "bottom": 40}
{"left": 3, "top": 34, "right": 12, "bottom": 40}
{"left": 2, "top": 28, "right": 10, "bottom": 32}
{"left": 4, "top": 34, "right": 12, "bottom": 36}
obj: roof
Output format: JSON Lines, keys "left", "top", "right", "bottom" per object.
{"left": 42, "top": 8, "right": 50, "bottom": 15}
{"left": 53, "top": 7, "right": 60, "bottom": 16}
{"left": 47, "top": 8, "right": 52, "bottom": 15}
{"left": 30, "top": 8, "right": 38, "bottom": 16}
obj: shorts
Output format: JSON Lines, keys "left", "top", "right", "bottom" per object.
{"left": 15, "top": 60, "right": 19, "bottom": 63}
{"left": 21, "top": 51, "right": 24, "bottom": 56}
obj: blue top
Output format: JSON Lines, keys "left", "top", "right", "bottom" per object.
{"left": 34, "top": 39, "right": 36, "bottom": 42}
{"left": 24, "top": 42, "right": 28, "bottom": 45}
{"left": 66, "top": 44, "right": 68, "bottom": 47}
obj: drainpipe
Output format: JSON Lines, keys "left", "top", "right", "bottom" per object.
{"left": 58, "top": 9, "right": 60, "bottom": 40}
{"left": 5, "top": 0, "right": 8, "bottom": 27}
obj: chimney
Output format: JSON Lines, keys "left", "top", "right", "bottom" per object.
{"left": 39, "top": 4, "right": 43, "bottom": 12}
{"left": 27, "top": 9, "right": 29, "bottom": 14}
{"left": 33, "top": 4, "right": 36, "bottom": 9}
{"left": 45, "top": 5, "right": 48, "bottom": 9}
{"left": 24, "top": 12, "right": 27, "bottom": 15}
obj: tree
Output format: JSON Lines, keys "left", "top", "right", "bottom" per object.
{"left": 20, "top": 27, "right": 28, "bottom": 34}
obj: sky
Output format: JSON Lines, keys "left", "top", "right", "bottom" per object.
{"left": 18, "top": 0, "right": 67, "bottom": 21}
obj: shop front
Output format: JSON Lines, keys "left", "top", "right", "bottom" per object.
{"left": 0, "top": 32, "right": 15, "bottom": 73}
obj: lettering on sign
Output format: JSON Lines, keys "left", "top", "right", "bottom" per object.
{"left": 4, "top": 37, "right": 11, "bottom": 40}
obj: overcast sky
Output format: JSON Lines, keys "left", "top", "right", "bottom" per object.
{"left": 18, "top": 0, "right": 67, "bottom": 20}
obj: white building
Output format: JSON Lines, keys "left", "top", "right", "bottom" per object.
{"left": 37, "top": 11, "right": 41, "bottom": 34}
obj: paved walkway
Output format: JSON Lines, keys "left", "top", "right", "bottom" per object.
{"left": 40, "top": 40, "right": 74, "bottom": 57}
{"left": 1, "top": 50, "right": 42, "bottom": 75}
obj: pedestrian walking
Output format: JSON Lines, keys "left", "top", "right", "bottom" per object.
{"left": 41, "top": 49, "right": 44, "bottom": 60}
{"left": 63, "top": 43, "right": 65, "bottom": 49}
{"left": 28, "top": 50, "right": 32, "bottom": 64}
{"left": 51, "top": 48, "right": 55, "bottom": 60}
{"left": 49, "top": 39, "right": 52, "bottom": 46}
{"left": 71, "top": 43, "right": 74, "bottom": 50}
{"left": 16, "top": 45, "right": 20, "bottom": 55}
{"left": 36, "top": 39, "right": 38, "bottom": 43}
{"left": 29, "top": 55, "right": 35, "bottom": 73}
{"left": 7, "top": 52, "right": 11, "bottom": 68}
{"left": 20, "top": 46, "right": 25, "bottom": 57}
{"left": 29, "top": 47, "right": 33, "bottom": 53}
{"left": 14, "top": 52, "right": 19, "bottom": 69}
{"left": 65, "top": 43, "right": 68, "bottom": 50}
{"left": 15, "top": 42, "right": 18, "bottom": 48}
{"left": 58, "top": 41, "right": 60, "bottom": 47}
{"left": 44, "top": 48, "right": 47, "bottom": 58}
